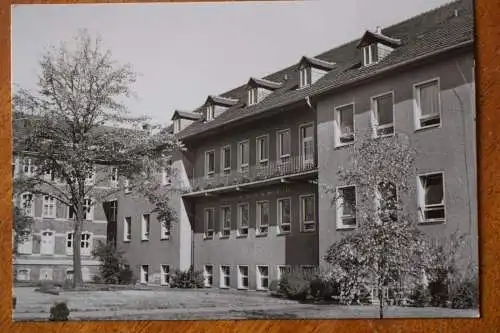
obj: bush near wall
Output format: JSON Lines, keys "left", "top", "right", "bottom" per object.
{"left": 169, "top": 267, "right": 204, "bottom": 289}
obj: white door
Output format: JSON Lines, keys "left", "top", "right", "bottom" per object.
{"left": 40, "top": 231, "right": 55, "bottom": 255}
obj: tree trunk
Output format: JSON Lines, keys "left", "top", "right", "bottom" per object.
{"left": 379, "top": 285, "right": 384, "bottom": 319}
{"left": 72, "top": 214, "right": 83, "bottom": 288}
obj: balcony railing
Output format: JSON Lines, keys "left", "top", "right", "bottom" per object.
{"left": 188, "top": 155, "right": 317, "bottom": 194}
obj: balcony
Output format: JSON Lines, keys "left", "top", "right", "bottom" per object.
{"left": 184, "top": 155, "right": 317, "bottom": 197}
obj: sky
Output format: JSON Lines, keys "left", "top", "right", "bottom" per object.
{"left": 12, "top": 0, "right": 453, "bottom": 126}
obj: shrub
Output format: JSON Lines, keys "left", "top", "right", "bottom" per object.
{"left": 310, "top": 278, "right": 341, "bottom": 301}
{"left": 409, "top": 283, "right": 431, "bottom": 307}
{"left": 118, "top": 265, "right": 134, "bottom": 285}
{"left": 49, "top": 302, "right": 70, "bottom": 321}
{"left": 449, "top": 276, "right": 478, "bottom": 309}
{"left": 279, "top": 267, "right": 318, "bottom": 301}
{"left": 170, "top": 267, "right": 204, "bottom": 288}
{"left": 92, "top": 241, "right": 133, "bottom": 284}
{"left": 428, "top": 274, "right": 449, "bottom": 307}
{"left": 269, "top": 279, "right": 280, "bottom": 292}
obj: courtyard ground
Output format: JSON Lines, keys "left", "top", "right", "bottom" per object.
{"left": 12, "top": 287, "right": 479, "bottom": 321}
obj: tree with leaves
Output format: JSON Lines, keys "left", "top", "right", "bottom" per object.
{"left": 12, "top": 29, "right": 182, "bottom": 288}
{"left": 323, "top": 131, "right": 434, "bottom": 318}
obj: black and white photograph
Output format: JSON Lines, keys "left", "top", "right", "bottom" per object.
{"left": 10, "top": 0, "right": 478, "bottom": 321}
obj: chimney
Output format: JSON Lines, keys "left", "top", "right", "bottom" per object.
{"left": 375, "top": 26, "right": 381, "bottom": 34}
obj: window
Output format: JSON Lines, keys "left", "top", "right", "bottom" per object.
{"left": 39, "top": 268, "right": 53, "bottom": 281}
{"left": 124, "top": 178, "right": 132, "bottom": 194}
{"left": 335, "top": 104, "right": 355, "bottom": 145}
{"left": 256, "top": 266, "right": 269, "bottom": 290}
{"left": 44, "top": 169, "right": 55, "bottom": 182}
{"left": 22, "top": 158, "right": 35, "bottom": 176}
{"left": 205, "top": 150, "right": 215, "bottom": 176}
{"left": 66, "top": 233, "right": 73, "bottom": 255}
{"left": 40, "top": 230, "right": 55, "bottom": 255}
{"left": 248, "top": 87, "right": 258, "bottom": 106}
{"left": 204, "top": 265, "right": 214, "bottom": 287}
{"left": 204, "top": 208, "right": 215, "bottom": 239}
{"left": 173, "top": 118, "right": 181, "bottom": 134}
{"left": 20, "top": 192, "right": 34, "bottom": 217}
{"left": 300, "top": 195, "right": 315, "bottom": 232}
{"left": 277, "top": 265, "right": 291, "bottom": 281}
{"left": 415, "top": 79, "right": 441, "bottom": 129}
{"left": 206, "top": 105, "right": 215, "bottom": 121}
{"left": 110, "top": 167, "right": 118, "bottom": 187}
{"left": 337, "top": 186, "right": 357, "bottom": 228}
{"left": 277, "top": 198, "right": 291, "bottom": 234}
{"left": 65, "top": 232, "right": 92, "bottom": 256}
{"left": 300, "top": 123, "right": 315, "bottom": 167}
{"left": 220, "top": 265, "right": 231, "bottom": 288}
{"left": 42, "top": 195, "right": 56, "bottom": 218}
{"left": 256, "top": 135, "right": 269, "bottom": 164}
{"left": 237, "top": 203, "right": 249, "bottom": 237}
{"left": 372, "top": 92, "right": 394, "bottom": 137}
{"left": 105, "top": 200, "right": 118, "bottom": 223}
{"left": 299, "top": 67, "right": 311, "bottom": 88}
{"left": 140, "top": 265, "right": 149, "bottom": 284}
{"left": 256, "top": 201, "right": 270, "bottom": 235}
{"left": 418, "top": 173, "right": 445, "bottom": 222}
{"left": 161, "top": 221, "right": 170, "bottom": 240}
{"left": 221, "top": 146, "right": 231, "bottom": 172}
{"left": 124, "top": 217, "right": 132, "bottom": 241}
{"left": 161, "top": 265, "right": 170, "bottom": 285}
{"left": 16, "top": 268, "right": 31, "bottom": 281}
{"left": 85, "top": 166, "right": 95, "bottom": 185}
{"left": 277, "top": 129, "right": 291, "bottom": 163}
{"left": 141, "top": 214, "right": 150, "bottom": 241}
{"left": 68, "top": 198, "right": 93, "bottom": 220}
{"left": 237, "top": 265, "right": 249, "bottom": 289}
{"left": 220, "top": 206, "right": 231, "bottom": 238}
{"left": 363, "top": 43, "right": 379, "bottom": 66}
{"left": 301, "top": 265, "right": 317, "bottom": 275}
{"left": 17, "top": 230, "right": 33, "bottom": 254}
{"left": 238, "top": 140, "right": 249, "bottom": 172}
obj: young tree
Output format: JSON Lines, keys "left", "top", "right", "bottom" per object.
{"left": 92, "top": 241, "right": 133, "bottom": 285}
{"left": 12, "top": 206, "right": 34, "bottom": 256}
{"left": 323, "top": 131, "right": 433, "bottom": 318}
{"left": 12, "top": 29, "right": 182, "bottom": 288}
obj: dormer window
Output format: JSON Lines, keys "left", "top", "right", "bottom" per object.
{"left": 171, "top": 110, "right": 201, "bottom": 134}
{"left": 357, "top": 28, "right": 401, "bottom": 67}
{"left": 297, "top": 57, "right": 335, "bottom": 89}
{"left": 362, "top": 43, "right": 379, "bottom": 66}
{"left": 206, "top": 105, "right": 215, "bottom": 121}
{"left": 248, "top": 88, "right": 258, "bottom": 106}
{"left": 246, "top": 77, "right": 282, "bottom": 106}
{"left": 173, "top": 119, "right": 181, "bottom": 134}
{"left": 299, "top": 67, "right": 311, "bottom": 88}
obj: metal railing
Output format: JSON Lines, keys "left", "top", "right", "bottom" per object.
{"left": 188, "top": 155, "right": 317, "bottom": 193}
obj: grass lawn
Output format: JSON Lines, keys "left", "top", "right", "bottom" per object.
{"left": 12, "top": 287, "right": 479, "bottom": 321}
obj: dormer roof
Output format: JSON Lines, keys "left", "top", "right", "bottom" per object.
{"left": 247, "top": 77, "right": 283, "bottom": 90}
{"left": 356, "top": 29, "right": 402, "bottom": 48}
{"left": 298, "top": 56, "right": 336, "bottom": 71}
{"left": 204, "top": 95, "right": 239, "bottom": 107}
{"left": 171, "top": 110, "right": 202, "bottom": 121}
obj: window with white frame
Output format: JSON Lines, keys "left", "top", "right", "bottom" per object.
{"left": 256, "top": 135, "right": 269, "bottom": 164}
{"left": 205, "top": 150, "right": 215, "bottom": 177}
{"left": 221, "top": 146, "right": 231, "bottom": 173}
{"left": 44, "top": 168, "right": 55, "bottom": 182}
{"left": 300, "top": 123, "right": 315, "bottom": 167}
{"left": 362, "top": 43, "right": 379, "bottom": 66}
{"left": 277, "top": 265, "right": 291, "bottom": 281}
{"left": 277, "top": 129, "right": 291, "bottom": 163}
{"left": 22, "top": 158, "right": 35, "bottom": 176}
{"left": 237, "top": 203, "right": 249, "bottom": 236}
{"left": 300, "top": 195, "right": 315, "bottom": 232}
{"left": 372, "top": 92, "right": 394, "bottom": 137}
{"left": 335, "top": 104, "right": 355, "bottom": 145}
{"left": 141, "top": 214, "right": 150, "bottom": 241}
{"left": 66, "top": 232, "right": 73, "bottom": 255}
{"left": 204, "top": 208, "right": 215, "bottom": 239}
{"left": 160, "top": 265, "right": 170, "bottom": 285}
{"left": 85, "top": 166, "right": 95, "bottom": 185}
{"left": 160, "top": 221, "right": 170, "bottom": 240}
{"left": 248, "top": 87, "right": 258, "bottom": 106}
{"left": 173, "top": 118, "right": 181, "bottom": 134}
{"left": 80, "top": 232, "right": 92, "bottom": 256}
{"left": 42, "top": 195, "right": 56, "bottom": 218}
{"left": 299, "top": 66, "right": 311, "bottom": 88}
{"left": 220, "top": 265, "right": 231, "bottom": 288}
{"left": 39, "top": 268, "right": 53, "bottom": 281}
{"left": 237, "top": 265, "right": 249, "bottom": 289}
{"left": 40, "top": 230, "right": 55, "bottom": 255}
{"left": 20, "top": 192, "right": 34, "bottom": 217}
{"left": 256, "top": 265, "right": 269, "bottom": 290}
{"left": 337, "top": 186, "right": 357, "bottom": 228}
{"left": 277, "top": 198, "right": 291, "bottom": 234}
{"left": 418, "top": 173, "right": 445, "bottom": 222}
{"left": 256, "top": 201, "right": 270, "bottom": 235}
{"left": 140, "top": 265, "right": 149, "bottom": 284}
{"left": 17, "top": 230, "right": 33, "bottom": 254}
{"left": 124, "top": 216, "right": 132, "bottom": 241}
{"left": 16, "top": 268, "right": 31, "bottom": 281}
{"left": 220, "top": 206, "right": 231, "bottom": 238}
{"left": 204, "top": 265, "right": 214, "bottom": 287}
{"left": 415, "top": 79, "right": 441, "bottom": 129}
{"left": 124, "top": 178, "right": 132, "bottom": 194}
{"left": 110, "top": 167, "right": 118, "bottom": 187}
{"left": 206, "top": 105, "right": 215, "bottom": 121}
{"left": 68, "top": 198, "right": 93, "bottom": 220}
{"left": 238, "top": 140, "right": 249, "bottom": 172}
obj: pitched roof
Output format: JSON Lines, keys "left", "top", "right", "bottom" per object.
{"left": 177, "top": 0, "right": 474, "bottom": 141}
{"left": 247, "top": 77, "right": 283, "bottom": 90}
{"left": 172, "top": 110, "right": 202, "bottom": 121}
{"left": 204, "top": 95, "right": 239, "bottom": 107}
{"left": 299, "top": 56, "right": 336, "bottom": 70}
{"left": 356, "top": 29, "right": 402, "bottom": 48}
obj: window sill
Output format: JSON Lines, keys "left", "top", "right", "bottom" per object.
{"left": 219, "top": 235, "right": 230, "bottom": 239}
{"left": 334, "top": 140, "right": 355, "bottom": 149}
{"left": 203, "top": 237, "right": 214, "bottom": 241}
{"left": 236, "top": 235, "right": 248, "bottom": 239}
{"left": 373, "top": 132, "right": 395, "bottom": 139}
{"left": 301, "top": 229, "right": 316, "bottom": 233}
{"left": 123, "top": 239, "right": 131, "bottom": 243}
{"left": 336, "top": 225, "right": 357, "bottom": 231}
{"left": 415, "top": 123, "right": 441, "bottom": 132}
{"left": 237, "top": 287, "right": 249, "bottom": 291}
{"left": 418, "top": 219, "right": 445, "bottom": 225}
{"left": 256, "top": 233, "right": 268, "bottom": 238}
{"left": 160, "top": 237, "right": 171, "bottom": 241}
{"left": 141, "top": 239, "right": 150, "bottom": 242}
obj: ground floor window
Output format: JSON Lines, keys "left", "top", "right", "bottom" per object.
{"left": 256, "top": 265, "right": 269, "bottom": 290}
{"left": 277, "top": 265, "right": 291, "bottom": 281}
{"left": 161, "top": 265, "right": 170, "bottom": 285}
{"left": 220, "top": 265, "right": 230, "bottom": 288}
{"left": 39, "top": 268, "right": 53, "bottom": 281}
{"left": 237, "top": 265, "right": 249, "bottom": 289}
{"left": 204, "top": 265, "right": 214, "bottom": 287}
{"left": 16, "top": 268, "right": 31, "bottom": 281}
{"left": 140, "top": 265, "right": 149, "bottom": 284}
